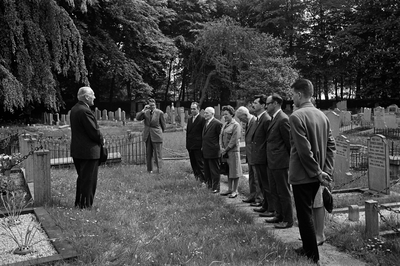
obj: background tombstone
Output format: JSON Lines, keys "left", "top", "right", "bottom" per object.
{"left": 166, "top": 105, "right": 171, "bottom": 123}
{"left": 368, "top": 134, "right": 390, "bottom": 195}
{"left": 334, "top": 135, "right": 351, "bottom": 186}
{"left": 121, "top": 111, "right": 126, "bottom": 121}
{"left": 66, "top": 111, "right": 71, "bottom": 125}
{"left": 179, "top": 107, "right": 185, "bottom": 127}
{"left": 60, "top": 114, "right": 66, "bottom": 125}
{"left": 387, "top": 104, "right": 399, "bottom": 114}
{"left": 374, "top": 106, "right": 386, "bottom": 129}
{"left": 102, "top": 109, "right": 108, "bottom": 120}
{"left": 362, "top": 107, "right": 372, "bottom": 125}
{"left": 108, "top": 111, "right": 114, "bottom": 121}
{"left": 214, "top": 104, "right": 221, "bottom": 120}
{"left": 116, "top": 108, "right": 122, "bottom": 121}
{"left": 171, "top": 103, "right": 176, "bottom": 124}
{"left": 325, "top": 111, "right": 340, "bottom": 138}
{"left": 385, "top": 113, "right": 397, "bottom": 129}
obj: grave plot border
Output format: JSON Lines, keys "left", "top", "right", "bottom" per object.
{"left": 0, "top": 207, "right": 78, "bottom": 266}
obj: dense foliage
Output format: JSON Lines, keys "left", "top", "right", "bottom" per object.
{"left": 0, "top": 0, "right": 399, "bottom": 113}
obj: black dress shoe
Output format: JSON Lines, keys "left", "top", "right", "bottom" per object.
{"left": 253, "top": 207, "right": 267, "bottom": 213}
{"left": 274, "top": 222, "right": 293, "bottom": 229}
{"left": 259, "top": 211, "right": 275, "bottom": 217}
{"left": 220, "top": 191, "right": 232, "bottom": 196}
{"left": 242, "top": 198, "right": 255, "bottom": 203}
{"left": 294, "top": 247, "right": 306, "bottom": 256}
{"left": 250, "top": 202, "right": 262, "bottom": 207}
{"left": 265, "top": 217, "right": 282, "bottom": 223}
{"left": 228, "top": 193, "right": 238, "bottom": 198}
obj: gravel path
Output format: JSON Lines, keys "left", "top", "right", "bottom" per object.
{"left": 219, "top": 180, "right": 367, "bottom": 266}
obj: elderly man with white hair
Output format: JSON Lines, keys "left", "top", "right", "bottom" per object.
{"left": 235, "top": 106, "right": 262, "bottom": 205}
{"left": 70, "top": 86, "right": 104, "bottom": 209}
{"left": 202, "top": 107, "right": 223, "bottom": 192}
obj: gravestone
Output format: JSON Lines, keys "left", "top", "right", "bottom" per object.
{"left": 325, "top": 111, "right": 340, "bottom": 138}
{"left": 66, "top": 111, "right": 71, "bottom": 125}
{"left": 334, "top": 135, "right": 351, "bottom": 185}
{"left": 340, "top": 111, "right": 351, "bottom": 126}
{"left": 94, "top": 107, "right": 100, "bottom": 120}
{"left": 387, "top": 104, "right": 399, "bottom": 114}
{"left": 179, "top": 107, "right": 185, "bottom": 127}
{"left": 171, "top": 103, "right": 176, "bottom": 124}
{"left": 108, "top": 111, "right": 114, "bottom": 121}
{"left": 374, "top": 106, "right": 386, "bottom": 129}
{"left": 102, "top": 109, "right": 108, "bottom": 120}
{"left": 368, "top": 134, "right": 390, "bottom": 194}
{"left": 49, "top": 113, "right": 53, "bottom": 125}
{"left": 385, "top": 113, "right": 397, "bottom": 129}
{"left": 166, "top": 105, "right": 171, "bottom": 123}
{"left": 60, "top": 114, "right": 66, "bottom": 125}
{"left": 363, "top": 108, "right": 372, "bottom": 124}
{"left": 121, "top": 111, "right": 126, "bottom": 121}
{"left": 116, "top": 108, "right": 122, "bottom": 121}
{"left": 215, "top": 104, "right": 221, "bottom": 119}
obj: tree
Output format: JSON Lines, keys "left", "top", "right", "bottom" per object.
{"left": 0, "top": 0, "right": 88, "bottom": 112}
{"left": 190, "top": 17, "right": 298, "bottom": 107}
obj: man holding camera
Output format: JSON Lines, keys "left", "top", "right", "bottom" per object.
{"left": 136, "top": 98, "right": 166, "bottom": 173}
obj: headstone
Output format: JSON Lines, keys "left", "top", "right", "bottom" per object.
{"left": 363, "top": 108, "right": 372, "bottom": 123}
{"left": 179, "top": 107, "right": 185, "bottom": 127}
{"left": 337, "top": 100, "right": 347, "bottom": 111}
{"left": 116, "top": 108, "right": 122, "bottom": 121}
{"left": 54, "top": 113, "right": 59, "bottom": 126}
{"left": 49, "top": 113, "right": 53, "bottom": 125}
{"left": 60, "top": 114, "right": 66, "bottom": 125}
{"left": 171, "top": 103, "right": 176, "bottom": 124}
{"left": 333, "top": 135, "right": 351, "bottom": 186}
{"left": 121, "top": 111, "right": 126, "bottom": 121}
{"left": 374, "top": 106, "right": 386, "bottom": 129}
{"left": 95, "top": 107, "right": 100, "bottom": 120}
{"left": 66, "top": 111, "right": 71, "bottom": 125}
{"left": 102, "top": 109, "right": 108, "bottom": 120}
{"left": 215, "top": 104, "right": 221, "bottom": 119}
{"left": 340, "top": 111, "right": 351, "bottom": 126}
{"left": 166, "top": 105, "right": 171, "bottom": 123}
{"left": 108, "top": 111, "right": 114, "bottom": 121}
{"left": 325, "top": 111, "right": 340, "bottom": 138}
{"left": 385, "top": 113, "right": 397, "bottom": 129}
{"left": 387, "top": 104, "right": 399, "bottom": 114}
{"left": 164, "top": 113, "right": 169, "bottom": 122}
{"left": 368, "top": 134, "right": 390, "bottom": 194}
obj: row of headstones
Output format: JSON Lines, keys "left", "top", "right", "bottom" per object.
{"left": 334, "top": 134, "right": 391, "bottom": 195}
{"left": 43, "top": 108, "right": 127, "bottom": 125}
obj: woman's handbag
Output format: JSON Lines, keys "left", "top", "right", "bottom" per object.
{"left": 219, "top": 156, "right": 229, "bottom": 176}
{"left": 99, "top": 145, "right": 108, "bottom": 165}
{"left": 322, "top": 187, "right": 333, "bottom": 213}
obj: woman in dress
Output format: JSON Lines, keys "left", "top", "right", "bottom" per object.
{"left": 219, "top": 105, "right": 243, "bottom": 198}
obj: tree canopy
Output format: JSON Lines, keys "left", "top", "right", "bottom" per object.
{"left": 1, "top": 0, "right": 400, "bottom": 114}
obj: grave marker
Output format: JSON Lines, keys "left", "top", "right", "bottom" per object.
{"left": 325, "top": 111, "right": 340, "bottom": 138}
{"left": 333, "top": 135, "right": 351, "bottom": 185}
{"left": 368, "top": 134, "right": 390, "bottom": 194}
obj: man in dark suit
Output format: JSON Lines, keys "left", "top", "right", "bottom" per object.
{"left": 235, "top": 106, "right": 261, "bottom": 204}
{"left": 289, "top": 79, "right": 336, "bottom": 264}
{"left": 265, "top": 94, "right": 293, "bottom": 229}
{"left": 186, "top": 102, "right": 206, "bottom": 182}
{"left": 136, "top": 98, "right": 166, "bottom": 174}
{"left": 251, "top": 94, "right": 275, "bottom": 217}
{"left": 70, "top": 86, "right": 104, "bottom": 209}
{"left": 202, "top": 107, "right": 223, "bottom": 192}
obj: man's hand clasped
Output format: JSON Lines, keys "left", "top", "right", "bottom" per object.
{"left": 318, "top": 172, "right": 332, "bottom": 188}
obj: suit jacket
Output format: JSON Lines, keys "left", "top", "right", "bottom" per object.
{"left": 186, "top": 114, "right": 206, "bottom": 150}
{"left": 202, "top": 118, "right": 223, "bottom": 159}
{"left": 250, "top": 111, "right": 271, "bottom": 165}
{"left": 70, "top": 101, "right": 104, "bottom": 159}
{"left": 288, "top": 102, "right": 336, "bottom": 185}
{"left": 244, "top": 116, "right": 257, "bottom": 165}
{"left": 267, "top": 110, "right": 291, "bottom": 169}
{"left": 136, "top": 108, "right": 166, "bottom": 143}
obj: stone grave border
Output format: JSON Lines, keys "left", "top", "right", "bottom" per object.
{"left": 0, "top": 207, "right": 78, "bottom": 266}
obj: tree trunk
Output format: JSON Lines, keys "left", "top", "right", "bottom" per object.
{"left": 164, "top": 58, "right": 174, "bottom": 102}
{"left": 199, "top": 70, "right": 216, "bottom": 108}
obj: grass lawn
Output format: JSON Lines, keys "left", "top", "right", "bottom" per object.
{"left": 46, "top": 161, "right": 315, "bottom": 266}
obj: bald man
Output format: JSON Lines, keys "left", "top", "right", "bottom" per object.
{"left": 70, "top": 86, "right": 104, "bottom": 209}
{"left": 202, "top": 107, "right": 223, "bottom": 192}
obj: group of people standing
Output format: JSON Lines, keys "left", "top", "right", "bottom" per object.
{"left": 185, "top": 79, "right": 336, "bottom": 265}
{"left": 69, "top": 79, "right": 335, "bottom": 265}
